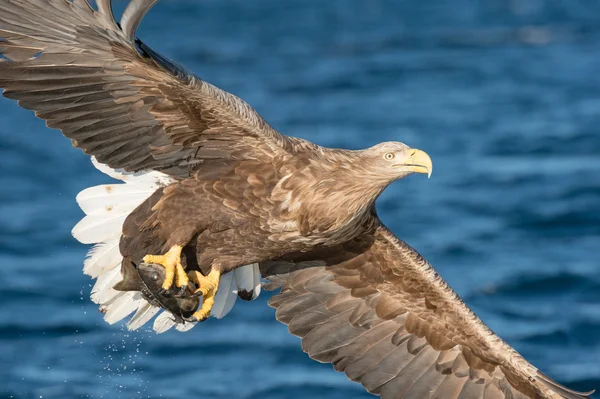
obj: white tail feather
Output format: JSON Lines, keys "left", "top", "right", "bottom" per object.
{"left": 176, "top": 321, "right": 197, "bottom": 332}
{"left": 234, "top": 263, "right": 261, "bottom": 300}
{"left": 90, "top": 267, "right": 122, "bottom": 304}
{"left": 251, "top": 263, "right": 261, "bottom": 299}
{"left": 153, "top": 311, "right": 177, "bottom": 334}
{"left": 128, "top": 301, "right": 161, "bottom": 331}
{"left": 78, "top": 158, "right": 175, "bottom": 330}
{"left": 76, "top": 185, "right": 154, "bottom": 216}
{"left": 211, "top": 272, "right": 237, "bottom": 319}
{"left": 83, "top": 239, "right": 121, "bottom": 278}
{"left": 91, "top": 157, "right": 174, "bottom": 188}
{"left": 103, "top": 292, "right": 143, "bottom": 325}
{"left": 72, "top": 213, "right": 128, "bottom": 244}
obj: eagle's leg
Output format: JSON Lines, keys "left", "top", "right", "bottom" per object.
{"left": 185, "top": 269, "right": 221, "bottom": 322}
{"left": 142, "top": 245, "right": 189, "bottom": 296}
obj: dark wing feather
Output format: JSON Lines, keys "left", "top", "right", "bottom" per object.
{"left": 262, "top": 225, "right": 594, "bottom": 399}
{"left": 0, "top": 0, "right": 295, "bottom": 178}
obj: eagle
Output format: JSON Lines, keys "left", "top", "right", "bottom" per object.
{"left": 0, "top": 1, "right": 593, "bottom": 398}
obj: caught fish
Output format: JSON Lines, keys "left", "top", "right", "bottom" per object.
{"left": 114, "top": 260, "right": 200, "bottom": 323}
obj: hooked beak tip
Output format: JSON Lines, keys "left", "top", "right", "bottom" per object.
{"left": 404, "top": 148, "right": 433, "bottom": 178}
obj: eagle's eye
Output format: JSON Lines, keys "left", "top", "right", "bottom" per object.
{"left": 384, "top": 152, "right": 395, "bottom": 161}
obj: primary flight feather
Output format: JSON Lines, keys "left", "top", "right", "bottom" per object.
{"left": 0, "top": 1, "right": 593, "bottom": 398}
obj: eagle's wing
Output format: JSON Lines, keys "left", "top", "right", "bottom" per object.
{"left": 262, "top": 225, "right": 593, "bottom": 399}
{"left": 0, "top": 0, "right": 294, "bottom": 179}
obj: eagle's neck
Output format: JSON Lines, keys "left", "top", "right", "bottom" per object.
{"left": 274, "top": 150, "right": 387, "bottom": 243}
{"left": 316, "top": 151, "right": 388, "bottom": 216}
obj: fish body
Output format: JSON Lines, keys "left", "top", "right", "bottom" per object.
{"left": 114, "top": 260, "right": 199, "bottom": 323}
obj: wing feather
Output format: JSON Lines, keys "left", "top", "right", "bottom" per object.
{"left": 121, "top": 0, "right": 158, "bottom": 40}
{"left": 262, "top": 225, "right": 593, "bottom": 399}
{"left": 0, "top": 0, "right": 296, "bottom": 178}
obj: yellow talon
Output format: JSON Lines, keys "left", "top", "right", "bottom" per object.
{"left": 188, "top": 269, "right": 221, "bottom": 321}
{"left": 143, "top": 245, "right": 188, "bottom": 291}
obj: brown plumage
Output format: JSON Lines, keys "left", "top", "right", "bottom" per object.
{"left": 0, "top": 1, "right": 593, "bottom": 398}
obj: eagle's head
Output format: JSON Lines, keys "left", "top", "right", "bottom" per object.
{"left": 362, "top": 141, "right": 433, "bottom": 182}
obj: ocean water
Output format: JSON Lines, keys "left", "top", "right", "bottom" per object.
{"left": 1, "top": 0, "right": 599, "bottom": 398}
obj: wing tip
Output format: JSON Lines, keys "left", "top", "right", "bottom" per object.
{"left": 96, "top": 0, "right": 117, "bottom": 26}
{"left": 537, "top": 371, "right": 596, "bottom": 398}
{"left": 120, "top": 0, "right": 159, "bottom": 41}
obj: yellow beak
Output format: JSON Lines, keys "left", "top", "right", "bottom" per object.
{"left": 396, "top": 148, "right": 432, "bottom": 178}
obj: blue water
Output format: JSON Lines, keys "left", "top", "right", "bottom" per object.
{"left": 1, "top": 0, "right": 599, "bottom": 398}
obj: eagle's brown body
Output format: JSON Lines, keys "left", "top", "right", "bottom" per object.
{"left": 122, "top": 148, "right": 382, "bottom": 276}
{"left": 0, "top": 0, "right": 594, "bottom": 398}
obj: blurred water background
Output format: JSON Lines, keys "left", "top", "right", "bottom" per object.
{"left": 1, "top": 0, "right": 599, "bottom": 398}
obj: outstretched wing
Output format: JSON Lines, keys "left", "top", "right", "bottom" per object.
{"left": 0, "top": 0, "right": 294, "bottom": 178}
{"left": 262, "top": 225, "right": 593, "bottom": 399}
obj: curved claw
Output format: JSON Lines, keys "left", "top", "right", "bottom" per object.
{"left": 185, "top": 269, "right": 221, "bottom": 322}
{"left": 173, "top": 285, "right": 188, "bottom": 298}
{"left": 159, "top": 287, "right": 179, "bottom": 298}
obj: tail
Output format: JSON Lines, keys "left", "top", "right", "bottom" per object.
{"left": 73, "top": 158, "right": 262, "bottom": 333}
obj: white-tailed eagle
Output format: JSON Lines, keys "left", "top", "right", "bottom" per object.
{"left": 0, "top": 1, "right": 593, "bottom": 398}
